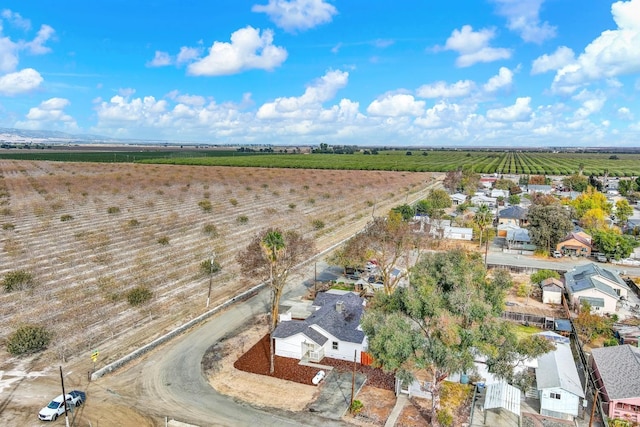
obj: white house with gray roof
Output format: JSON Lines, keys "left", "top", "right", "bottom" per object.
{"left": 591, "top": 345, "right": 640, "bottom": 423}
{"left": 272, "top": 291, "right": 367, "bottom": 363}
{"left": 536, "top": 342, "right": 584, "bottom": 420}
{"left": 564, "top": 263, "right": 629, "bottom": 315}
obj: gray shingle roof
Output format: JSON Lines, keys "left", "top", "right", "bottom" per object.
{"left": 498, "top": 206, "right": 528, "bottom": 219}
{"left": 272, "top": 292, "right": 365, "bottom": 344}
{"left": 591, "top": 345, "right": 640, "bottom": 400}
{"left": 536, "top": 343, "right": 584, "bottom": 398}
{"left": 565, "top": 263, "right": 628, "bottom": 299}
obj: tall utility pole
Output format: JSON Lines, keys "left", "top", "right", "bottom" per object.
{"left": 206, "top": 252, "right": 215, "bottom": 308}
{"left": 59, "top": 366, "right": 70, "bottom": 427}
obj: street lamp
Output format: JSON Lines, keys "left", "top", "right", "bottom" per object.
{"left": 206, "top": 252, "right": 215, "bottom": 308}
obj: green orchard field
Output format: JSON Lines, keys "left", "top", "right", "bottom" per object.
{"left": 2, "top": 148, "right": 640, "bottom": 176}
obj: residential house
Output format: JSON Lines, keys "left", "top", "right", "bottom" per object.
{"left": 505, "top": 228, "right": 535, "bottom": 252}
{"left": 424, "top": 218, "right": 473, "bottom": 241}
{"left": 541, "top": 278, "right": 564, "bottom": 304}
{"left": 497, "top": 205, "right": 529, "bottom": 228}
{"left": 536, "top": 342, "right": 584, "bottom": 420}
{"left": 471, "top": 194, "right": 497, "bottom": 208}
{"left": 564, "top": 263, "right": 630, "bottom": 315}
{"left": 497, "top": 222, "right": 520, "bottom": 238}
{"left": 556, "top": 232, "right": 595, "bottom": 257}
{"left": 480, "top": 177, "right": 497, "bottom": 189}
{"left": 450, "top": 193, "right": 467, "bottom": 206}
{"left": 273, "top": 291, "right": 367, "bottom": 363}
{"left": 490, "top": 189, "right": 509, "bottom": 199}
{"left": 591, "top": 345, "right": 640, "bottom": 424}
{"left": 482, "top": 382, "right": 521, "bottom": 426}
{"left": 527, "top": 184, "right": 554, "bottom": 195}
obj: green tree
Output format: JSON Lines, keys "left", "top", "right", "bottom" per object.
{"left": 507, "top": 194, "right": 521, "bottom": 205}
{"left": 474, "top": 204, "right": 493, "bottom": 249}
{"left": 237, "top": 228, "right": 315, "bottom": 373}
{"left": 530, "top": 269, "right": 560, "bottom": 285}
{"left": 615, "top": 199, "right": 634, "bottom": 225}
{"left": 527, "top": 201, "right": 573, "bottom": 254}
{"left": 391, "top": 204, "right": 415, "bottom": 221}
{"left": 573, "top": 301, "right": 613, "bottom": 342}
{"left": 7, "top": 324, "right": 52, "bottom": 356}
{"left": 592, "top": 229, "right": 638, "bottom": 261}
{"left": 493, "top": 178, "right": 515, "bottom": 191}
{"left": 562, "top": 173, "right": 589, "bottom": 192}
{"left": 618, "top": 179, "right": 638, "bottom": 197}
{"left": 361, "top": 250, "right": 549, "bottom": 424}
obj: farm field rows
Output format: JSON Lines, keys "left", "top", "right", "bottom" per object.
{"left": 0, "top": 160, "right": 436, "bottom": 369}
{"left": 4, "top": 148, "right": 640, "bottom": 176}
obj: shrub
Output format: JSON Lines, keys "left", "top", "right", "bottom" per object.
{"left": 7, "top": 324, "right": 51, "bottom": 356}
{"left": 126, "top": 286, "right": 152, "bottom": 306}
{"left": 288, "top": 203, "right": 296, "bottom": 210}
{"left": 128, "top": 218, "right": 140, "bottom": 227}
{"left": 349, "top": 399, "right": 363, "bottom": 415}
{"left": 307, "top": 198, "right": 316, "bottom": 205}
{"left": 516, "top": 283, "right": 531, "bottom": 298}
{"left": 312, "top": 219, "right": 325, "bottom": 230}
{"left": 203, "top": 224, "right": 218, "bottom": 236}
{"left": 2, "top": 223, "right": 15, "bottom": 230}
{"left": 236, "top": 215, "right": 249, "bottom": 224}
{"left": 200, "top": 259, "right": 222, "bottom": 275}
{"left": 107, "top": 206, "right": 120, "bottom": 214}
{"left": 436, "top": 409, "right": 454, "bottom": 427}
{"left": 229, "top": 198, "right": 238, "bottom": 206}
{"left": 198, "top": 200, "right": 212, "bottom": 212}
{"left": 203, "top": 191, "right": 210, "bottom": 199}
{"left": 3, "top": 270, "right": 34, "bottom": 292}
{"left": 157, "top": 236, "right": 170, "bottom": 245}
{"left": 60, "top": 214, "right": 74, "bottom": 222}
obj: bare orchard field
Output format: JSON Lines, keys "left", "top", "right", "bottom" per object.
{"left": 0, "top": 160, "right": 436, "bottom": 373}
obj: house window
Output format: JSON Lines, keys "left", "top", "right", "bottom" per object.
{"left": 332, "top": 341, "right": 339, "bottom": 350}
{"left": 550, "top": 392, "right": 561, "bottom": 400}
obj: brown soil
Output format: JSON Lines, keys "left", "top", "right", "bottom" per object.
{"left": 234, "top": 334, "right": 395, "bottom": 390}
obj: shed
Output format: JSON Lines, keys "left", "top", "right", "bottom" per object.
{"left": 541, "top": 278, "right": 563, "bottom": 304}
{"left": 483, "top": 381, "right": 521, "bottom": 426}
{"left": 536, "top": 343, "right": 584, "bottom": 420}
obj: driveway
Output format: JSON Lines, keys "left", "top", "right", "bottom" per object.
{"left": 308, "top": 370, "right": 367, "bottom": 420}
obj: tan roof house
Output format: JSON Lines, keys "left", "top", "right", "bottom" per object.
{"left": 556, "top": 232, "right": 594, "bottom": 257}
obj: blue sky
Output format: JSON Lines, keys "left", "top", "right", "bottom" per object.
{"left": 0, "top": 0, "right": 639, "bottom": 147}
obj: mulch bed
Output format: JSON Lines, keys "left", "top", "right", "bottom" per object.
{"left": 234, "top": 334, "right": 395, "bottom": 390}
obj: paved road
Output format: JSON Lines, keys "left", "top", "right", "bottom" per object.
{"left": 101, "top": 263, "right": 348, "bottom": 427}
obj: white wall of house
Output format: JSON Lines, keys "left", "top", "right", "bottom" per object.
{"left": 599, "top": 279, "right": 629, "bottom": 299}
{"left": 274, "top": 333, "right": 308, "bottom": 359}
{"left": 311, "top": 325, "right": 364, "bottom": 362}
{"left": 571, "top": 288, "right": 617, "bottom": 314}
{"left": 540, "top": 386, "right": 581, "bottom": 419}
{"left": 443, "top": 226, "right": 473, "bottom": 241}
{"left": 543, "top": 290, "right": 562, "bottom": 304}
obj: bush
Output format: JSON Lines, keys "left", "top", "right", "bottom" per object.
{"left": 198, "top": 200, "right": 212, "bottom": 212}
{"left": 436, "top": 409, "right": 454, "bottom": 427}
{"left": 236, "top": 215, "right": 248, "bottom": 224}
{"left": 128, "top": 218, "right": 140, "bottom": 227}
{"left": 350, "top": 399, "right": 363, "bottom": 415}
{"left": 229, "top": 198, "right": 238, "bottom": 206}
{"left": 60, "top": 214, "right": 74, "bottom": 222}
{"left": 107, "top": 206, "right": 120, "bottom": 214}
{"left": 203, "top": 223, "right": 218, "bottom": 236}
{"left": 126, "top": 286, "right": 152, "bottom": 306}
{"left": 2, "top": 270, "right": 34, "bottom": 292}
{"left": 312, "top": 219, "right": 325, "bottom": 230}
{"left": 7, "top": 324, "right": 52, "bottom": 356}
{"left": 200, "top": 259, "right": 222, "bottom": 275}
{"left": 2, "top": 223, "right": 15, "bottom": 230}
{"left": 157, "top": 236, "right": 170, "bottom": 245}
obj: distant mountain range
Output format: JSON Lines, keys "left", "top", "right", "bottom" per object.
{"left": 0, "top": 127, "right": 115, "bottom": 143}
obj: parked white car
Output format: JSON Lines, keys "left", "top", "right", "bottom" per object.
{"left": 38, "top": 390, "right": 85, "bottom": 421}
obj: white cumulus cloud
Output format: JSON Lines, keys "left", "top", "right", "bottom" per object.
{"left": 443, "top": 25, "right": 511, "bottom": 67}
{"left": 25, "top": 24, "right": 55, "bottom": 54}
{"left": 16, "top": 97, "right": 77, "bottom": 130}
{"left": 493, "top": 0, "right": 557, "bottom": 43}
{"left": 367, "top": 94, "right": 425, "bottom": 117}
{"left": 483, "top": 67, "right": 514, "bottom": 93}
{"left": 531, "top": 46, "right": 575, "bottom": 74}
{"left": 2, "top": 9, "right": 31, "bottom": 31}
{"left": 617, "top": 107, "right": 634, "bottom": 120}
{"left": 147, "top": 51, "right": 172, "bottom": 67}
{"left": 552, "top": 0, "right": 640, "bottom": 93}
{"left": 187, "top": 26, "right": 287, "bottom": 76}
{"left": 0, "top": 68, "right": 42, "bottom": 95}
{"left": 252, "top": 0, "right": 337, "bottom": 33}
{"left": 572, "top": 90, "right": 606, "bottom": 119}
{"left": 416, "top": 80, "right": 475, "bottom": 98}
{"left": 257, "top": 69, "right": 348, "bottom": 119}
{"left": 486, "top": 97, "right": 532, "bottom": 122}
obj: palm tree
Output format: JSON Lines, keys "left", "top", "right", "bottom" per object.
{"left": 474, "top": 204, "right": 493, "bottom": 249}
{"left": 261, "top": 230, "right": 286, "bottom": 373}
